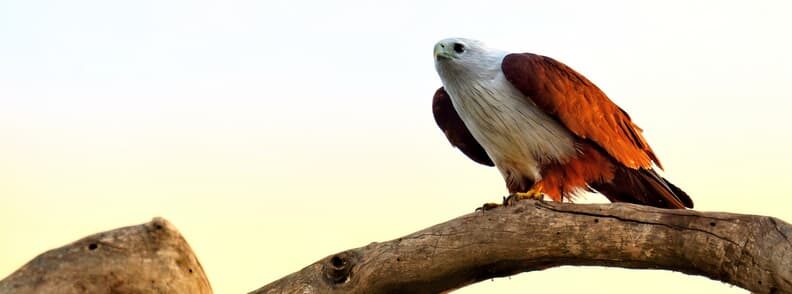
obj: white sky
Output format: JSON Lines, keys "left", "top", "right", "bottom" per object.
{"left": 1, "top": 0, "right": 791, "bottom": 293}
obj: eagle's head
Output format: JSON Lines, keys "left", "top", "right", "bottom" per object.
{"left": 434, "top": 38, "right": 505, "bottom": 81}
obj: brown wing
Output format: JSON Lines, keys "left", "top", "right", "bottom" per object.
{"left": 432, "top": 87, "right": 494, "bottom": 166}
{"left": 501, "top": 53, "right": 662, "bottom": 170}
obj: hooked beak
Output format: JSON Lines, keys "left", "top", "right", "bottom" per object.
{"left": 434, "top": 43, "right": 454, "bottom": 60}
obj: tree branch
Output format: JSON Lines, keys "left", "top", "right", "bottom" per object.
{"left": 251, "top": 200, "right": 792, "bottom": 294}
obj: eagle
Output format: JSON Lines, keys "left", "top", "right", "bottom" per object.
{"left": 432, "top": 38, "right": 693, "bottom": 209}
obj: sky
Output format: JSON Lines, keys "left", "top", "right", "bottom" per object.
{"left": 1, "top": 0, "right": 791, "bottom": 293}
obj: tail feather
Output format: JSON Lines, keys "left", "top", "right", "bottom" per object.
{"left": 665, "top": 179, "right": 694, "bottom": 208}
{"left": 592, "top": 166, "right": 693, "bottom": 209}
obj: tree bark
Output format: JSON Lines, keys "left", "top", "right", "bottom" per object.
{"left": 0, "top": 217, "right": 212, "bottom": 294}
{"left": 251, "top": 200, "right": 792, "bottom": 294}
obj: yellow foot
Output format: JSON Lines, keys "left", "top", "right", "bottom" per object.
{"left": 475, "top": 202, "right": 501, "bottom": 212}
{"left": 504, "top": 189, "right": 545, "bottom": 206}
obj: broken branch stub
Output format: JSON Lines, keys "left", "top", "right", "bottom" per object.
{"left": 0, "top": 217, "right": 212, "bottom": 294}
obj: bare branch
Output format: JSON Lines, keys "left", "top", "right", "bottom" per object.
{"left": 251, "top": 200, "right": 792, "bottom": 294}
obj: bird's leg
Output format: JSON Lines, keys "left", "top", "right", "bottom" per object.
{"left": 504, "top": 183, "right": 545, "bottom": 206}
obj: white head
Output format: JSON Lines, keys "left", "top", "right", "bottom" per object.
{"left": 433, "top": 38, "right": 506, "bottom": 82}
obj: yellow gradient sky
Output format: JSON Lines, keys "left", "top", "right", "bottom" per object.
{"left": 1, "top": 0, "right": 790, "bottom": 293}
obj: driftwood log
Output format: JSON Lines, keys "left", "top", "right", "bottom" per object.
{"left": 252, "top": 200, "right": 792, "bottom": 294}
{"left": 0, "top": 217, "right": 211, "bottom": 294}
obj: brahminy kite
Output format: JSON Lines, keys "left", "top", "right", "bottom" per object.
{"left": 432, "top": 38, "right": 693, "bottom": 209}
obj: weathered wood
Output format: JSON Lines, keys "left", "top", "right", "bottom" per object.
{"left": 0, "top": 217, "right": 212, "bottom": 294}
{"left": 251, "top": 200, "right": 792, "bottom": 294}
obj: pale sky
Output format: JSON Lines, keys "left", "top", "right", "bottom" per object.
{"left": 1, "top": 0, "right": 791, "bottom": 293}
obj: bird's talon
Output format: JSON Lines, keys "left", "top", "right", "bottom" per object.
{"left": 504, "top": 190, "right": 545, "bottom": 206}
{"left": 476, "top": 202, "right": 501, "bottom": 211}
{"left": 503, "top": 195, "right": 516, "bottom": 206}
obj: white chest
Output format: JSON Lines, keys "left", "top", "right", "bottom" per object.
{"left": 443, "top": 72, "right": 578, "bottom": 180}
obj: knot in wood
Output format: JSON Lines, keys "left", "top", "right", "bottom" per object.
{"left": 322, "top": 251, "right": 358, "bottom": 285}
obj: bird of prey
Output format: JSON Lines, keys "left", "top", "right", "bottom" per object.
{"left": 432, "top": 38, "right": 693, "bottom": 209}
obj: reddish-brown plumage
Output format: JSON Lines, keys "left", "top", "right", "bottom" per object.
{"left": 530, "top": 143, "right": 615, "bottom": 203}
{"left": 501, "top": 53, "right": 662, "bottom": 170}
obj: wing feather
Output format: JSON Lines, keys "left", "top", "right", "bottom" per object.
{"left": 501, "top": 53, "right": 662, "bottom": 170}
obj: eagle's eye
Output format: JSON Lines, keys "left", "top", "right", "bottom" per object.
{"left": 453, "top": 43, "right": 465, "bottom": 54}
